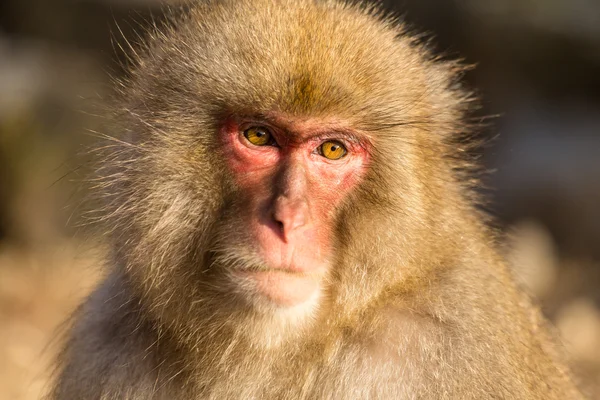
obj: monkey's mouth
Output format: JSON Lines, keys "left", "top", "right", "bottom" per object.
{"left": 232, "top": 268, "right": 324, "bottom": 307}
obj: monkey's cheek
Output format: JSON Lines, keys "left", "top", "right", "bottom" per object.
{"left": 235, "top": 270, "right": 323, "bottom": 307}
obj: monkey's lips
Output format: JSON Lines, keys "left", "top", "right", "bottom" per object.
{"left": 233, "top": 221, "right": 329, "bottom": 306}
{"left": 234, "top": 268, "right": 323, "bottom": 307}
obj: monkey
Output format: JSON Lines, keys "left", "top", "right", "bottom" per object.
{"left": 49, "top": 0, "right": 585, "bottom": 399}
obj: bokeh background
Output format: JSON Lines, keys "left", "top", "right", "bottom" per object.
{"left": 0, "top": 0, "right": 599, "bottom": 398}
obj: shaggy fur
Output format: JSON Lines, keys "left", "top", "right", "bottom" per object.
{"left": 50, "top": 0, "right": 584, "bottom": 399}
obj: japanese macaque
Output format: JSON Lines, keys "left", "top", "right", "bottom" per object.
{"left": 50, "top": 0, "right": 584, "bottom": 399}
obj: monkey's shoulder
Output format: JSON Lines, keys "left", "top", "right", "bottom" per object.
{"left": 50, "top": 274, "right": 189, "bottom": 400}
{"left": 342, "top": 267, "right": 583, "bottom": 399}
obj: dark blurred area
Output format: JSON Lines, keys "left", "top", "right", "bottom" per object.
{"left": 0, "top": 0, "right": 599, "bottom": 398}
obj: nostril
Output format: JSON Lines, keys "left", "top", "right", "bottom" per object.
{"left": 271, "top": 210, "right": 285, "bottom": 232}
{"left": 275, "top": 220, "right": 284, "bottom": 233}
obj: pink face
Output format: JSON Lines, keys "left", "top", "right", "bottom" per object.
{"left": 221, "top": 115, "right": 370, "bottom": 307}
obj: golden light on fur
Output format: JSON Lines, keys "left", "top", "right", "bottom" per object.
{"left": 49, "top": 0, "right": 586, "bottom": 399}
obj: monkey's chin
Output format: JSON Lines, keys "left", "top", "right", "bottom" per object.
{"left": 234, "top": 269, "right": 323, "bottom": 308}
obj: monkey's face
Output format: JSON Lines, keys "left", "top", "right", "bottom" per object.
{"left": 216, "top": 115, "right": 370, "bottom": 308}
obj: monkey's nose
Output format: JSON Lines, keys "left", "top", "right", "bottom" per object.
{"left": 272, "top": 197, "right": 310, "bottom": 241}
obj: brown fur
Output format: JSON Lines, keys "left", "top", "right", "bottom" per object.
{"left": 50, "top": 0, "right": 584, "bottom": 398}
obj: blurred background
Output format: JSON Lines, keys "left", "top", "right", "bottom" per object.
{"left": 0, "top": 0, "right": 599, "bottom": 398}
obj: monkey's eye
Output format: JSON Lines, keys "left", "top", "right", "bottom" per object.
{"left": 318, "top": 140, "right": 347, "bottom": 160}
{"left": 244, "top": 127, "right": 274, "bottom": 146}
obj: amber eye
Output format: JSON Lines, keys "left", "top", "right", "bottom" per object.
{"left": 244, "top": 127, "right": 274, "bottom": 146}
{"left": 318, "top": 140, "right": 347, "bottom": 160}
